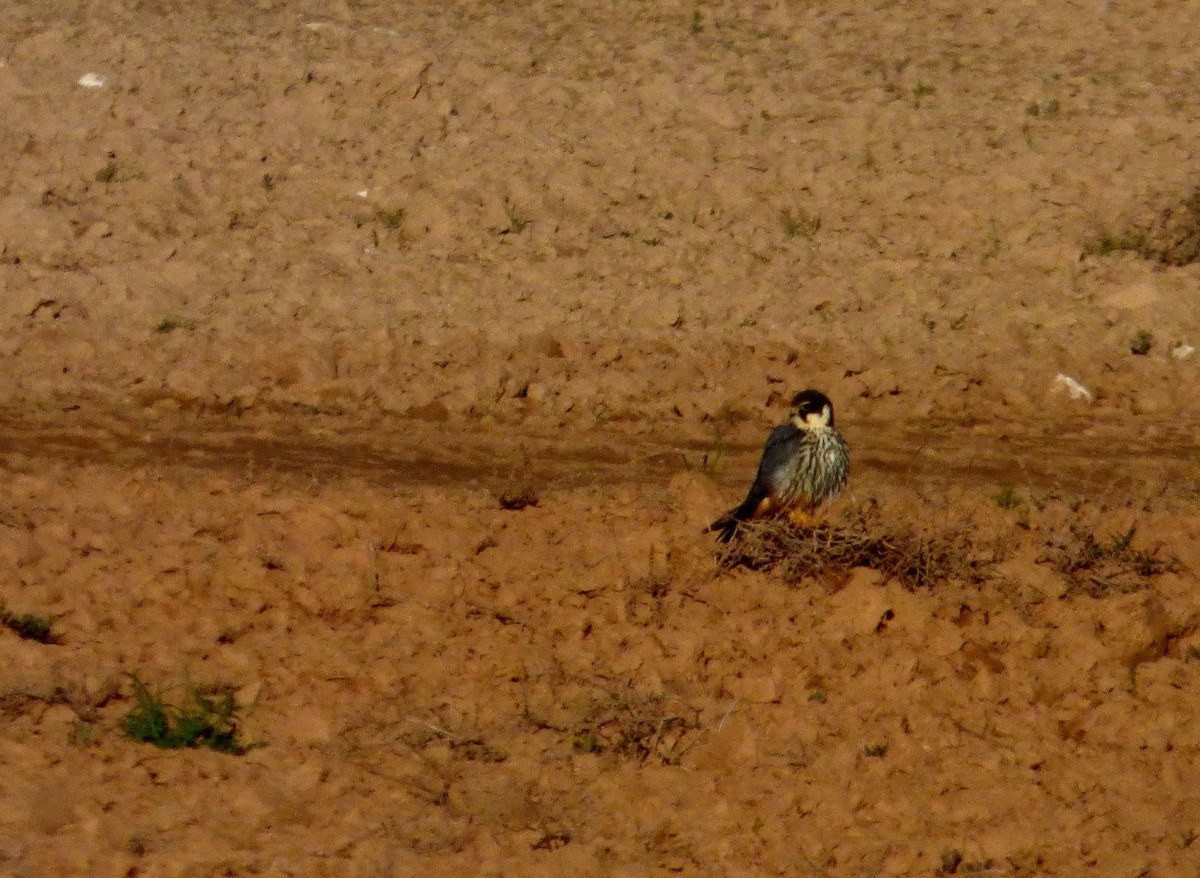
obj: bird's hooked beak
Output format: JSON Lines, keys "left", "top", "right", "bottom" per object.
{"left": 802, "top": 404, "right": 832, "bottom": 429}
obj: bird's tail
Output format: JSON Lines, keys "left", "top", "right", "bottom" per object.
{"left": 708, "top": 495, "right": 761, "bottom": 543}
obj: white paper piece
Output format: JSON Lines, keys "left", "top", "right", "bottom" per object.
{"left": 1054, "top": 373, "right": 1093, "bottom": 402}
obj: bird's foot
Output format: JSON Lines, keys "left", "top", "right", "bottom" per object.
{"left": 787, "top": 509, "right": 824, "bottom": 530}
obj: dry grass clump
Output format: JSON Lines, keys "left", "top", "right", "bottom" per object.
{"left": 716, "top": 508, "right": 997, "bottom": 589}
{"left": 1134, "top": 186, "right": 1200, "bottom": 266}
{"left": 497, "top": 483, "right": 540, "bottom": 510}
{"left": 1089, "top": 185, "right": 1200, "bottom": 266}
{"left": 396, "top": 717, "right": 508, "bottom": 764}
{"left": 571, "top": 693, "right": 700, "bottom": 765}
{"left": 1039, "top": 524, "right": 1179, "bottom": 598}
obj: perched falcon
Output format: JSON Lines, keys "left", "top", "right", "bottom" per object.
{"left": 710, "top": 389, "right": 849, "bottom": 542}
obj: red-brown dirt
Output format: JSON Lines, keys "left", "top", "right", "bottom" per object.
{"left": 1, "top": 2, "right": 1199, "bottom": 875}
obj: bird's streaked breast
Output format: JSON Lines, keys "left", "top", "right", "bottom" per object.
{"left": 780, "top": 427, "right": 849, "bottom": 508}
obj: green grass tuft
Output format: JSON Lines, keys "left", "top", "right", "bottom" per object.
{"left": 0, "top": 609, "right": 58, "bottom": 643}
{"left": 1129, "top": 329, "right": 1152, "bottom": 356}
{"left": 911, "top": 82, "right": 935, "bottom": 104}
{"left": 1089, "top": 229, "right": 1146, "bottom": 258}
{"left": 939, "top": 850, "right": 964, "bottom": 874}
{"left": 1025, "top": 98, "right": 1060, "bottom": 118}
{"left": 376, "top": 206, "right": 405, "bottom": 231}
{"left": 123, "top": 676, "right": 261, "bottom": 755}
{"left": 780, "top": 207, "right": 821, "bottom": 239}
{"left": 155, "top": 316, "right": 193, "bottom": 333}
{"left": 994, "top": 485, "right": 1021, "bottom": 509}
{"left": 500, "top": 198, "right": 530, "bottom": 235}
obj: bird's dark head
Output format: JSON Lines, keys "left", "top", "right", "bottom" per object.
{"left": 789, "top": 389, "right": 835, "bottom": 429}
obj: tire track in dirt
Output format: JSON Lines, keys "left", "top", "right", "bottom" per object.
{"left": 0, "top": 409, "right": 1194, "bottom": 499}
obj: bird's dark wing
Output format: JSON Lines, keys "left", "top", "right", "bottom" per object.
{"left": 709, "top": 423, "right": 804, "bottom": 541}
{"left": 753, "top": 423, "right": 806, "bottom": 497}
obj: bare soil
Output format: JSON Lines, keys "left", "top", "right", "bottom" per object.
{"left": 1, "top": 2, "right": 1199, "bottom": 875}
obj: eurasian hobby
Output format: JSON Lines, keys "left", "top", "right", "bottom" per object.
{"left": 710, "top": 389, "right": 849, "bottom": 542}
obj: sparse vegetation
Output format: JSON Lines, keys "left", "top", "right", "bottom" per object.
{"left": 1040, "top": 524, "right": 1179, "bottom": 597}
{"left": 95, "top": 160, "right": 118, "bottom": 183}
{"left": 500, "top": 198, "right": 530, "bottom": 235}
{"left": 398, "top": 717, "right": 509, "bottom": 763}
{"left": 863, "top": 743, "right": 888, "bottom": 758}
{"left": 0, "top": 608, "right": 58, "bottom": 644}
{"left": 717, "top": 507, "right": 998, "bottom": 590}
{"left": 982, "top": 219, "right": 1002, "bottom": 261}
{"left": 939, "top": 852, "right": 996, "bottom": 875}
{"left": 123, "top": 676, "right": 261, "bottom": 755}
{"left": 1133, "top": 186, "right": 1200, "bottom": 266}
{"left": 571, "top": 693, "right": 699, "bottom": 765}
{"left": 70, "top": 721, "right": 97, "bottom": 748}
{"left": 532, "top": 829, "right": 572, "bottom": 851}
{"left": 498, "top": 484, "right": 540, "bottom": 510}
{"left": 700, "top": 447, "right": 724, "bottom": 474}
{"left": 1087, "top": 186, "right": 1200, "bottom": 265}
{"left": 1089, "top": 229, "right": 1146, "bottom": 258}
{"left": 939, "top": 849, "right": 964, "bottom": 874}
{"left": 376, "top": 206, "right": 406, "bottom": 231}
{"left": 450, "top": 737, "right": 508, "bottom": 763}
{"left": 994, "top": 485, "right": 1021, "bottom": 510}
{"left": 912, "top": 81, "right": 935, "bottom": 105}
{"left": 1129, "top": 329, "right": 1153, "bottom": 356}
{"left": 1025, "top": 98, "right": 1061, "bottom": 118}
{"left": 155, "top": 316, "right": 192, "bottom": 333}
{"left": 780, "top": 206, "right": 821, "bottom": 239}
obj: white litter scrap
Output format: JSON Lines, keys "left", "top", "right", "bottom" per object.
{"left": 1054, "top": 373, "right": 1093, "bottom": 402}
{"left": 356, "top": 189, "right": 370, "bottom": 199}
{"left": 1171, "top": 343, "right": 1195, "bottom": 361}
{"left": 78, "top": 72, "right": 108, "bottom": 88}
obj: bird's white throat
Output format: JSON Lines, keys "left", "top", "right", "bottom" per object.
{"left": 792, "top": 405, "right": 832, "bottom": 431}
